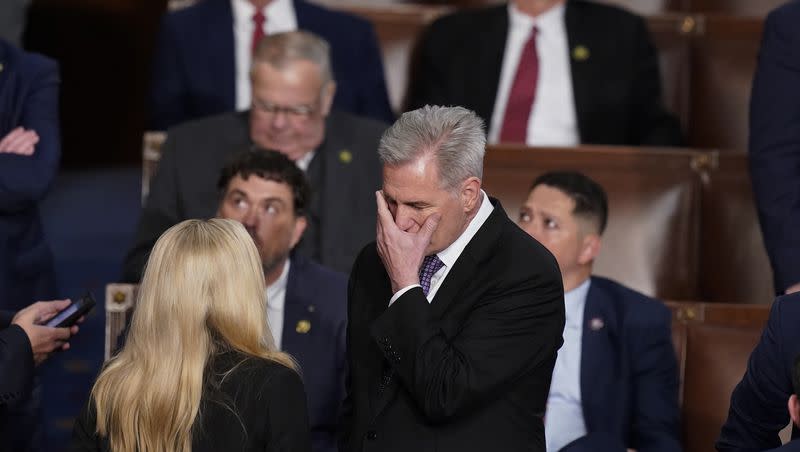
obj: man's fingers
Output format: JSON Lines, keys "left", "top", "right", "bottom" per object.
{"left": 420, "top": 213, "right": 441, "bottom": 242}
{"left": 1, "top": 130, "right": 38, "bottom": 153}
{"left": 36, "top": 299, "right": 71, "bottom": 323}
{"left": 0, "top": 127, "right": 23, "bottom": 150}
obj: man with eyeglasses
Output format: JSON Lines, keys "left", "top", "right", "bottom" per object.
{"left": 123, "top": 31, "right": 387, "bottom": 281}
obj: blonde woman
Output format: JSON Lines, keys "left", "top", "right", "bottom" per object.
{"left": 70, "top": 219, "right": 311, "bottom": 452}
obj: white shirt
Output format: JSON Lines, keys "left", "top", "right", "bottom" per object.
{"left": 231, "top": 0, "right": 297, "bottom": 111}
{"left": 266, "top": 259, "right": 290, "bottom": 349}
{"left": 545, "top": 278, "right": 590, "bottom": 452}
{"left": 295, "top": 150, "right": 316, "bottom": 172}
{"left": 389, "top": 190, "right": 495, "bottom": 305}
{"left": 487, "top": 2, "right": 579, "bottom": 147}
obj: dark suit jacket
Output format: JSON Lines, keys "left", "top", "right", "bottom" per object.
{"left": 340, "top": 198, "right": 565, "bottom": 452}
{"left": 561, "top": 276, "right": 680, "bottom": 452}
{"left": 70, "top": 350, "right": 312, "bottom": 452}
{"left": 748, "top": 0, "right": 800, "bottom": 294}
{"left": 0, "top": 310, "right": 34, "bottom": 425}
{"left": 0, "top": 39, "right": 59, "bottom": 312}
{"left": 716, "top": 293, "right": 800, "bottom": 451}
{"left": 406, "top": 0, "right": 682, "bottom": 147}
{"left": 121, "top": 110, "right": 386, "bottom": 281}
{"left": 149, "top": 0, "right": 393, "bottom": 130}
{"left": 283, "top": 255, "right": 346, "bottom": 452}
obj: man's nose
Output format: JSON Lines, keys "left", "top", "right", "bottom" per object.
{"left": 241, "top": 208, "right": 259, "bottom": 228}
{"left": 270, "top": 110, "right": 289, "bottom": 129}
{"left": 394, "top": 205, "right": 418, "bottom": 232}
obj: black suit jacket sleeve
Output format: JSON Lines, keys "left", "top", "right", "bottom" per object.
{"left": 0, "top": 316, "right": 34, "bottom": 408}
{"left": 369, "top": 280, "right": 564, "bottom": 422}
{"left": 716, "top": 296, "right": 792, "bottom": 451}
{"left": 121, "top": 133, "right": 183, "bottom": 282}
{"left": 748, "top": 2, "right": 800, "bottom": 293}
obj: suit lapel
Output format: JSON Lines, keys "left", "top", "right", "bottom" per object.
{"left": 281, "top": 257, "right": 315, "bottom": 355}
{"left": 429, "top": 198, "right": 506, "bottom": 319}
{"left": 205, "top": 0, "right": 237, "bottom": 111}
{"left": 473, "top": 7, "right": 509, "bottom": 124}
{"left": 579, "top": 278, "right": 618, "bottom": 433}
{"left": 564, "top": 0, "right": 591, "bottom": 141}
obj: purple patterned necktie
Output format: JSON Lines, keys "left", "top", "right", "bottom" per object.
{"left": 419, "top": 254, "right": 445, "bottom": 296}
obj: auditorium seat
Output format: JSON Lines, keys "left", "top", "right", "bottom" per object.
{"left": 142, "top": 131, "right": 166, "bottom": 204}
{"left": 645, "top": 14, "right": 693, "bottom": 129}
{"left": 483, "top": 145, "right": 704, "bottom": 300}
{"left": 328, "top": 3, "right": 450, "bottom": 113}
{"left": 687, "top": 0, "right": 785, "bottom": 17}
{"left": 681, "top": 323, "right": 762, "bottom": 452}
{"left": 687, "top": 15, "right": 762, "bottom": 152}
{"left": 700, "top": 152, "right": 773, "bottom": 304}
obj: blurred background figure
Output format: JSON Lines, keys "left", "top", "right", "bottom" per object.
{"left": 149, "top": 0, "right": 393, "bottom": 129}
{"left": 0, "top": 0, "right": 30, "bottom": 47}
{"left": 748, "top": 0, "right": 800, "bottom": 296}
{"left": 71, "top": 219, "right": 311, "bottom": 452}
{"left": 406, "top": 0, "right": 683, "bottom": 147}
{"left": 0, "top": 36, "right": 61, "bottom": 452}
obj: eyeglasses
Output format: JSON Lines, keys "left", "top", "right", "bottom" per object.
{"left": 252, "top": 99, "right": 317, "bottom": 118}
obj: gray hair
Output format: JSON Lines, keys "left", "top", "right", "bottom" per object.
{"left": 378, "top": 105, "right": 486, "bottom": 190}
{"left": 251, "top": 30, "right": 334, "bottom": 84}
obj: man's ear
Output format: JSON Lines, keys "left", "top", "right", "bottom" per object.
{"left": 577, "top": 233, "right": 601, "bottom": 266}
{"left": 290, "top": 216, "right": 308, "bottom": 249}
{"left": 319, "top": 81, "right": 337, "bottom": 116}
{"left": 789, "top": 395, "right": 800, "bottom": 427}
{"left": 461, "top": 177, "right": 482, "bottom": 212}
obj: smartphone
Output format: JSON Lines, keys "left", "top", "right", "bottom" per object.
{"left": 45, "top": 292, "right": 96, "bottom": 328}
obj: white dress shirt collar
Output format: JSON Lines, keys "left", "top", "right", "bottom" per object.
{"left": 508, "top": 1, "right": 565, "bottom": 34}
{"left": 265, "top": 258, "right": 290, "bottom": 349}
{"left": 436, "top": 190, "right": 495, "bottom": 271}
{"left": 563, "top": 277, "right": 591, "bottom": 329}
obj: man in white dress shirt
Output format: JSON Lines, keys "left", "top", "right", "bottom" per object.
{"left": 518, "top": 170, "right": 680, "bottom": 452}
{"left": 407, "top": 0, "right": 683, "bottom": 147}
{"left": 149, "top": 0, "right": 393, "bottom": 130}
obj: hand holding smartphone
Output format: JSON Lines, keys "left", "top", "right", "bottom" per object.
{"left": 45, "top": 292, "right": 96, "bottom": 328}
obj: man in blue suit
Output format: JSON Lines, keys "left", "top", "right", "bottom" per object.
{"left": 0, "top": 39, "right": 60, "bottom": 314}
{"left": 749, "top": 0, "right": 800, "bottom": 296}
{"left": 517, "top": 171, "right": 680, "bottom": 452}
{"left": 217, "top": 149, "right": 346, "bottom": 452}
{"left": 149, "top": 0, "right": 394, "bottom": 130}
{"left": 717, "top": 291, "right": 800, "bottom": 451}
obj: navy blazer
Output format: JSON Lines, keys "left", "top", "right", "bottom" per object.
{"left": 749, "top": 0, "right": 800, "bottom": 293}
{"left": 149, "top": 0, "right": 394, "bottom": 130}
{"left": 561, "top": 277, "right": 680, "bottom": 452}
{"left": 0, "top": 40, "right": 59, "bottom": 312}
{"left": 282, "top": 255, "right": 347, "bottom": 452}
{"left": 717, "top": 293, "right": 800, "bottom": 451}
{"left": 0, "top": 310, "right": 34, "bottom": 425}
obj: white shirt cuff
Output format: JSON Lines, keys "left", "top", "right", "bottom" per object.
{"left": 389, "top": 284, "right": 421, "bottom": 306}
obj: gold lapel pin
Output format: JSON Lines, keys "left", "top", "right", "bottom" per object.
{"left": 339, "top": 150, "right": 352, "bottom": 164}
{"left": 296, "top": 320, "right": 311, "bottom": 334}
{"left": 572, "top": 45, "right": 590, "bottom": 62}
{"left": 0, "top": 63, "right": 4, "bottom": 73}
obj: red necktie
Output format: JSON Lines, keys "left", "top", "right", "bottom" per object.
{"left": 252, "top": 11, "right": 266, "bottom": 54}
{"left": 499, "top": 27, "right": 539, "bottom": 143}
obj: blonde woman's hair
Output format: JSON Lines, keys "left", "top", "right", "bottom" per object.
{"left": 90, "top": 219, "right": 295, "bottom": 452}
